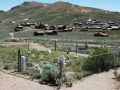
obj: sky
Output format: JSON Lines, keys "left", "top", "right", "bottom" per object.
{"left": 1, "top": 0, "right": 120, "bottom": 12}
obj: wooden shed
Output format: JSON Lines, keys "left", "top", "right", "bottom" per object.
{"left": 94, "top": 32, "right": 109, "bottom": 37}
{"left": 21, "top": 23, "right": 31, "bottom": 26}
{"left": 45, "top": 30, "right": 57, "bottom": 35}
{"left": 14, "top": 25, "right": 24, "bottom": 32}
{"left": 35, "top": 22, "right": 45, "bottom": 29}
{"left": 57, "top": 24, "right": 67, "bottom": 31}
{"left": 34, "top": 31, "right": 44, "bottom": 36}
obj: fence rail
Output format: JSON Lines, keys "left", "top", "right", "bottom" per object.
{"left": 0, "top": 48, "right": 120, "bottom": 85}
{"left": 0, "top": 49, "right": 119, "bottom": 72}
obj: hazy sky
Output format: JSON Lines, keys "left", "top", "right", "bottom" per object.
{"left": 1, "top": 0, "right": 120, "bottom": 12}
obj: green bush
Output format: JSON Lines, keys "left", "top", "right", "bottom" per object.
{"left": 13, "top": 64, "right": 17, "bottom": 69}
{"left": 4, "top": 64, "right": 13, "bottom": 70}
{"left": 113, "top": 70, "right": 118, "bottom": 77}
{"left": 85, "top": 43, "right": 89, "bottom": 49}
{"left": 22, "top": 68, "right": 33, "bottom": 76}
{"left": 40, "top": 69, "right": 73, "bottom": 87}
{"left": 78, "top": 50, "right": 91, "bottom": 54}
{"left": 82, "top": 70, "right": 93, "bottom": 77}
{"left": 68, "top": 61, "right": 82, "bottom": 72}
{"left": 91, "top": 48, "right": 108, "bottom": 55}
{"left": 41, "top": 69, "right": 59, "bottom": 84}
{"left": 74, "top": 73, "right": 83, "bottom": 80}
{"left": 32, "top": 73, "right": 42, "bottom": 79}
{"left": 113, "top": 70, "right": 120, "bottom": 80}
{"left": 65, "top": 77, "right": 74, "bottom": 87}
{"left": 55, "top": 76, "right": 74, "bottom": 87}
{"left": 82, "top": 48, "right": 114, "bottom": 73}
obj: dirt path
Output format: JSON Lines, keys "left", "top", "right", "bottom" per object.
{"left": 0, "top": 68, "right": 118, "bottom": 90}
{"left": 1, "top": 42, "right": 50, "bottom": 51}
{"left": 61, "top": 69, "right": 118, "bottom": 90}
{"left": 0, "top": 70, "right": 54, "bottom": 90}
{"left": 29, "top": 42, "right": 50, "bottom": 51}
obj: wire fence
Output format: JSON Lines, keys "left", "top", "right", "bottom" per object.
{"left": 0, "top": 47, "right": 120, "bottom": 88}
{"left": 27, "top": 38, "right": 120, "bottom": 53}
{"left": 0, "top": 49, "right": 119, "bottom": 78}
{"left": 0, "top": 36, "right": 120, "bottom": 83}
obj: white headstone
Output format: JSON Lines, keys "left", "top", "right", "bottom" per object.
{"left": 21, "top": 56, "right": 26, "bottom": 71}
{"left": 59, "top": 55, "right": 65, "bottom": 63}
{"left": 48, "top": 50, "right": 52, "bottom": 53}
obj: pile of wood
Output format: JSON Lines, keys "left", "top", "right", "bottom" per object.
{"left": 94, "top": 32, "right": 109, "bottom": 37}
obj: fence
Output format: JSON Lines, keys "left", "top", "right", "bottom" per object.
{"left": 67, "top": 51, "right": 120, "bottom": 73}
{"left": 0, "top": 49, "right": 119, "bottom": 78}
{"left": 1, "top": 38, "right": 119, "bottom": 55}
{"left": 26, "top": 38, "right": 119, "bottom": 54}
{"left": 0, "top": 48, "right": 119, "bottom": 87}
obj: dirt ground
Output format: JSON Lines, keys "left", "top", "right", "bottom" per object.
{"left": 0, "top": 68, "right": 119, "bottom": 90}
{"left": 1, "top": 42, "right": 50, "bottom": 51}
{"left": 0, "top": 42, "right": 120, "bottom": 90}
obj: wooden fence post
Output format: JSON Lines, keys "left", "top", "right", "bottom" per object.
{"left": 59, "top": 60, "right": 63, "bottom": 79}
{"left": 55, "top": 40, "right": 57, "bottom": 51}
{"left": 18, "top": 49, "right": 21, "bottom": 72}
{"left": 28, "top": 41, "right": 29, "bottom": 51}
{"left": 76, "top": 43, "right": 78, "bottom": 54}
{"left": 119, "top": 51, "right": 120, "bottom": 58}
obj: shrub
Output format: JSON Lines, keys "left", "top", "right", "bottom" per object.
{"left": 13, "top": 64, "right": 17, "bottom": 69}
{"left": 113, "top": 70, "right": 120, "bottom": 80}
{"left": 82, "top": 48, "right": 114, "bottom": 73}
{"left": 82, "top": 70, "right": 93, "bottom": 77}
{"left": 41, "top": 69, "right": 73, "bottom": 87}
{"left": 4, "top": 64, "right": 13, "bottom": 70}
{"left": 113, "top": 70, "right": 118, "bottom": 77}
{"left": 22, "top": 68, "right": 33, "bottom": 76}
{"left": 32, "top": 73, "right": 42, "bottom": 79}
{"left": 84, "top": 42, "right": 89, "bottom": 49}
{"left": 66, "top": 81, "right": 73, "bottom": 87}
{"left": 41, "top": 69, "right": 59, "bottom": 84}
{"left": 74, "top": 73, "right": 83, "bottom": 80}
{"left": 56, "top": 76, "right": 74, "bottom": 87}
{"left": 91, "top": 48, "right": 108, "bottom": 55}
{"left": 69, "top": 61, "right": 82, "bottom": 72}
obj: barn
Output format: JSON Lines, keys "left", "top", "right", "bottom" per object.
{"left": 35, "top": 22, "right": 45, "bottom": 29}
{"left": 45, "top": 30, "right": 57, "bottom": 35}
{"left": 34, "top": 31, "right": 44, "bottom": 36}
{"left": 14, "top": 25, "right": 24, "bottom": 32}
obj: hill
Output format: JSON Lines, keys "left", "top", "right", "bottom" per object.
{"left": 9, "top": 1, "right": 43, "bottom": 12}
{"left": 0, "top": 10, "right": 5, "bottom": 14}
{"left": 0, "top": 1, "right": 120, "bottom": 24}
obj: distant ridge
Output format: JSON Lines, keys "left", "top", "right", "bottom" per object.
{"left": 9, "top": 1, "right": 43, "bottom": 12}
{"left": 0, "top": 1, "right": 119, "bottom": 24}
{"left": 44, "top": 1, "right": 91, "bottom": 13}
{"left": 8, "top": 1, "right": 92, "bottom": 13}
{"left": 0, "top": 10, "right": 5, "bottom": 14}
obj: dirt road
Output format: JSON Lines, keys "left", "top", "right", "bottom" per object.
{"left": 0, "top": 68, "right": 118, "bottom": 90}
